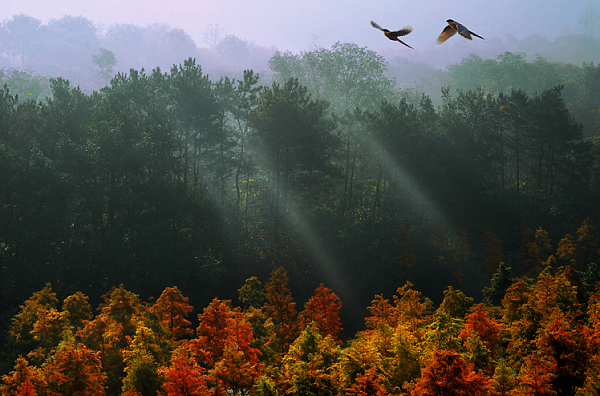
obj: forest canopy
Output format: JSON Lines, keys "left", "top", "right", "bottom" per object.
{"left": 1, "top": 14, "right": 600, "bottom": 396}
{"left": 1, "top": 52, "right": 599, "bottom": 316}
{"left": 1, "top": 264, "right": 600, "bottom": 395}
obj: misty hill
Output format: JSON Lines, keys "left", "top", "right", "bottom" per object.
{"left": 1, "top": 13, "right": 600, "bottom": 96}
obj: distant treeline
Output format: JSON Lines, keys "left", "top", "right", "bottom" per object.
{"left": 1, "top": 13, "right": 600, "bottom": 96}
{"left": 0, "top": 14, "right": 275, "bottom": 93}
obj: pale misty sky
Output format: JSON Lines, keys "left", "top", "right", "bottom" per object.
{"left": 0, "top": 0, "right": 591, "bottom": 53}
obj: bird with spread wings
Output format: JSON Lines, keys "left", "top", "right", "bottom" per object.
{"left": 436, "top": 19, "right": 484, "bottom": 44}
{"left": 370, "top": 20, "right": 414, "bottom": 49}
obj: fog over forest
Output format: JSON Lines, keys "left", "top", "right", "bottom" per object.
{"left": 1, "top": 0, "right": 598, "bottom": 53}
{"left": 1, "top": 7, "right": 600, "bottom": 304}
{"left": 3, "top": 4, "right": 600, "bottom": 395}
{"left": 1, "top": 6, "right": 600, "bottom": 98}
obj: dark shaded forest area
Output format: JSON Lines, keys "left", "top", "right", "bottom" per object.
{"left": 2, "top": 11, "right": 600, "bottom": 395}
{"left": 2, "top": 47, "right": 600, "bottom": 330}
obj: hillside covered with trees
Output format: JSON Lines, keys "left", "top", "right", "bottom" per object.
{"left": 2, "top": 47, "right": 600, "bottom": 313}
{"left": 1, "top": 11, "right": 600, "bottom": 396}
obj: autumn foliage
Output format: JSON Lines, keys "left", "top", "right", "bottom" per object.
{"left": 298, "top": 283, "right": 343, "bottom": 341}
{"left": 159, "top": 342, "right": 208, "bottom": 396}
{"left": 2, "top": 239, "right": 600, "bottom": 396}
{"left": 411, "top": 350, "right": 492, "bottom": 396}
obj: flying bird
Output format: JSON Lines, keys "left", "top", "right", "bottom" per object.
{"left": 436, "top": 19, "right": 484, "bottom": 44}
{"left": 370, "top": 20, "right": 413, "bottom": 49}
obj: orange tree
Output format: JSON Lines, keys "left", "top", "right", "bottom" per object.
{"left": 410, "top": 349, "right": 491, "bottom": 396}
{"left": 298, "top": 283, "right": 342, "bottom": 342}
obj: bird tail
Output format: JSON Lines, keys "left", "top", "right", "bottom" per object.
{"left": 471, "top": 31, "right": 485, "bottom": 40}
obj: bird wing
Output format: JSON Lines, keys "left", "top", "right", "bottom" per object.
{"left": 456, "top": 23, "right": 473, "bottom": 40}
{"left": 371, "top": 20, "right": 384, "bottom": 31}
{"left": 391, "top": 25, "right": 413, "bottom": 37}
{"left": 436, "top": 25, "right": 457, "bottom": 44}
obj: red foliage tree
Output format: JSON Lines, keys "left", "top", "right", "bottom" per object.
{"left": 62, "top": 291, "right": 93, "bottom": 332}
{"left": 555, "top": 234, "right": 576, "bottom": 269}
{"left": 192, "top": 297, "right": 261, "bottom": 394}
{"left": 460, "top": 303, "right": 500, "bottom": 358}
{"left": 536, "top": 314, "right": 586, "bottom": 394}
{"left": 0, "top": 356, "right": 45, "bottom": 396}
{"left": 345, "top": 367, "right": 386, "bottom": 396}
{"left": 211, "top": 339, "right": 262, "bottom": 396}
{"left": 14, "top": 378, "right": 37, "bottom": 396}
{"left": 122, "top": 390, "right": 143, "bottom": 396}
{"left": 7, "top": 284, "right": 60, "bottom": 365}
{"left": 154, "top": 286, "right": 194, "bottom": 340}
{"left": 192, "top": 297, "right": 235, "bottom": 366}
{"left": 512, "top": 354, "right": 556, "bottom": 396}
{"left": 42, "top": 340, "right": 107, "bottom": 396}
{"left": 522, "top": 228, "right": 542, "bottom": 276}
{"left": 410, "top": 350, "right": 492, "bottom": 396}
{"left": 298, "top": 283, "right": 342, "bottom": 341}
{"left": 159, "top": 342, "right": 209, "bottom": 396}
{"left": 364, "top": 295, "right": 398, "bottom": 329}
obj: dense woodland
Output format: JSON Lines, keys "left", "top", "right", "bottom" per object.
{"left": 1, "top": 11, "right": 600, "bottom": 396}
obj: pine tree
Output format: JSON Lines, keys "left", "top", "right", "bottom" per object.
{"left": 483, "top": 262, "right": 513, "bottom": 306}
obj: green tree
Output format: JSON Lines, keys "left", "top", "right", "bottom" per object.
{"left": 491, "top": 359, "right": 516, "bottom": 396}
{"left": 251, "top": 78, "right": 337, "bottom": 243}
{"left": 216, "top": 70, "right": 261, "bottom": 224}
{"left": 438, "top": 286, "right": 473, "bottom": 319}
{"left": 525, "top": 86, "right": 584, "bottom": 196}
{"left": 364, "top": 99, "right": 424, "bottom": 211}
{"left": 43, "top": 15, "right": 100, "bottom": 72}
{"left": 483, "top": 262, "right": 513, "bottom": 306}
{"left": 216, "top": 34, "right": 250, "bottom": 61}
{"left": 0, "top": 14, "right": 43, "bottom": 67}
{"left": 268, "top": 42, "right": 395, "bottom": 113}
{"left": 0, "top": 68, "right": 50, "bottom": 102}
{"left": 169, "top": 58, "right": 221, "bottom": 188}
{"left": 279, "top": 323, "right": 340, "bottom": 396}
{"left": 578, "top": 4, "right": 600, "bottom": 37}
{"left": 92, "top": 48, "right": 118, "bottom": 86}
{"left": 238, "top": 276, "right": 265, "bottom": 310}
{"left": 122, "top": 325, "right": 163, "bottom": 396}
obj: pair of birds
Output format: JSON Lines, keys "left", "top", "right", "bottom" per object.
{"left": 371, "top": 19, "right": 484, "bottom": 49}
